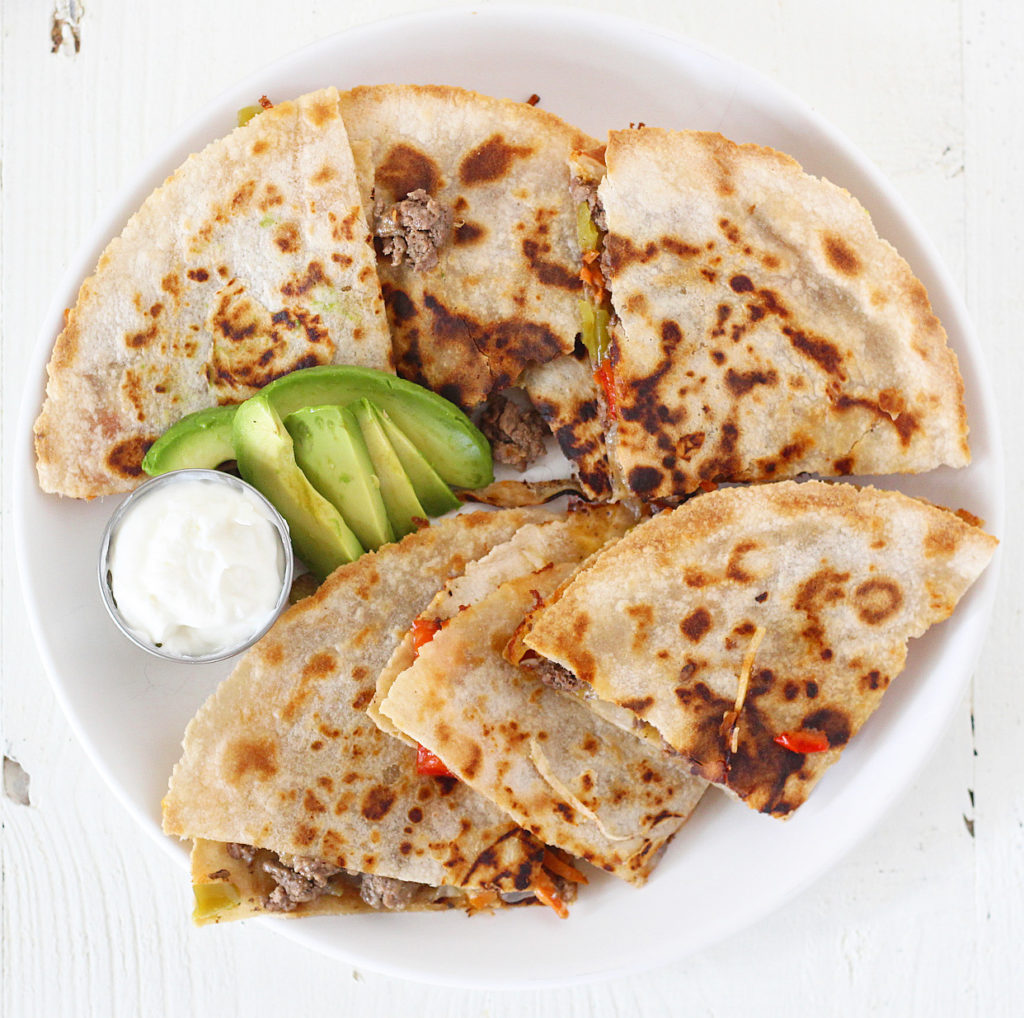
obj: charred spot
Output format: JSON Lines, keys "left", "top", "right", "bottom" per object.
{"left": 382, "top": 283, "right": 417, "bottom": 324}
{"left": 106, "top": 437, "right": 153, "bottom": 478}
{"left": 350, "top": 689, "right": 374, "bottom": 712}
{"left": 804, "top": 707, "right": 852, "bottom": 747}
{"left": 149, "top": 302, "right": 163, "bottom": 317}
{"left": 554, "top": 802, "right": 576, "bottom": 822}
{"left": 660, "top": 319, "right": 683, "bottom": 346}
{"left": 360, "top": 786, "right": 396, "bottom": 822}
{"left": 680, "top": 607, "right": 712, "bottom": 643}
{"left": 628, "top": 465, "right": 663, "bottom": 495}
{"left": 783, "top": 326, "right": 844, "bottom": 378}
{"left": 725, "top": 367, "right": 778, "bottom": 396}
{"left": 660, "top": 236, "right": 702, "bottom": 259}
{"left": 521, "top": 239, "right": 580, "bottom": 290}
{"left": 376, "top": 143, "right": 443, "bottom": 197}
{"left": 854, "top": 578, "right": 903, "bottom": 624}
{"left": 783, "top": 681, "right": 800, "bottom": 701}
{"left": 407, "top": 806, "right": 424, "bottom": 823}
{"left": 729, "top": 274, "right": 754, "bottom": 294}
{"left": 455, "top": 221, "right": 486, "bottom": 245}
{"left": 861, "top": 669, "right": 887, "bottom": 691}
{"left": 823, "top": 234, "right": 862, "bottom": 276}
{"left": 833, "top": 456, "right": 855, "bottom": 475}
{"left": 281, "top": 260, "right": 329, "bottom": 298}
{"left": 805, "top": 680, "right": 820, "bottom": 697}
{"left": 187, "top": 267, "right": 210, "bottom": 283}
{"left": 435, "top": 776, "right": 458, "bottom": 796}
{"left": 459, "top": 134, "right": 534, "bottom": 185}
{"left": 755, "top": 591, "right": 768, "bottom": 603}
{"left": 719, "top": 218, "right": 741, "bottom": 243}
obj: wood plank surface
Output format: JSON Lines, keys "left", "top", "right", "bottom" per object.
{"left": 2, "top": 0, "right": 1019, "bottom": 1014}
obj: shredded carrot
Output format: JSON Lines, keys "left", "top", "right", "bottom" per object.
{"left": 543, "top": 849, "right": 588, "bottom": 885}
{"left": 467, "top": 889, "right": 500, "bottom": 910}
{"left": 531, "top": 869, "right": 570, "bottom": 919}
{"left": 258, "top": 95, "right": 274, "bottom": 109}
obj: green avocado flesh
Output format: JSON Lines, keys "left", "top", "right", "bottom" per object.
{"left": 376, "top": 405, "right": 460, "bottom": 517}
{"left": 259, "top": 365, "right": 492, "bottom": 489}
{"left": 352, "top": 399, "right": 427, "bottom": 540}
{"left": 143, "top": 366, "right": 493, "bottom": 489}
{"left": 232, "top": 394, "right": 364, "bottom": 580}
{"left": 285, "top": 405, "right": 395, "bottom": 551}
{"left": 142, "top": 405, "right": 236, "bottom": 475}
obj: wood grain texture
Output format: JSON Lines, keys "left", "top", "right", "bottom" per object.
{"left": 2, "top": 0, "right": 1018, "bottom": 1014}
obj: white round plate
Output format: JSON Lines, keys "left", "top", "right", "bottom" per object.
{"left": 14, "top": 5, "right": 1003, "bottom": 990}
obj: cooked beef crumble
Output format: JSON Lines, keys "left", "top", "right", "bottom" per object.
{"left": 527, "top": 657, "right": 587, "bottom": 694}
{"left": 478, "top": 392, "right": 549, "bottom": 471}
{"left": 359, "top": 873, "right": 422, "bottom": 911}
{"left": 262, "top": 854, "right": 343, "bottom": 912}
{"left": 373, "top": 188, "right": 453, "bottom": 272}
{"left": 226, "top": 842, "right": 257, "bottom": 865}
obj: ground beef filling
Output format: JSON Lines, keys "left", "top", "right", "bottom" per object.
{"left": 569, "top": 175, "right": 607, "bottom": 232}
{"left": 478, "top": 392, "right": 549, "bottom": 471}
{"left": 527, "top": 657, "right": 587, "bottom": 695}
{"left": 373, "top": 188, "right": 453, "bottom": 272}
{"left": 359, "top": 873, "right": 422, "bottom": 911}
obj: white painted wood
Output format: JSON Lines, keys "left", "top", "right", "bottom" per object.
{"left": 2, "top": 0, "right": 1019, "bottom": 1014}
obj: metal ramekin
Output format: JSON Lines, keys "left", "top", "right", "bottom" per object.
{"left": 98, "top": 468, "right": 294, "bottom": 663}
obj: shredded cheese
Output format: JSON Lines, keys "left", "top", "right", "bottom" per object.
{"left": 729, "top": 625, "right": 767, "bottom": 754}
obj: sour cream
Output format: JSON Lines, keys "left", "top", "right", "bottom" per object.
{"left": 101, "top": 471, "right": 292, "bottom": 660}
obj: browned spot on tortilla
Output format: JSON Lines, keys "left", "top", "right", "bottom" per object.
{"left": 726, "top": 541, "right": 761, "bottom": 582}
{"left": 350, "top": 688, "right": 374, "bottom": 712}
{"left": 161, "top": 273, "right": 182, "bottom": 298}
{"left": 274, "top": 222, "right": 300, "bottom": 253}
{"left": 231, "top": 181, "right": 256, "bottom": 210}
{"left": 360, "top": 786, "right": 396, "bottom": 822}
{"left": 458, "top": 134, "right": 533, "bottom": 185}
{"left": 455, "top": 221, "right": 486, "bottom": 245}
{"left": 281, "top": 260, "right": 329, "bottom": 298}
{"left": 794, "top": 569, "right": 849, "bottom": 615}
{"left": 303, "top": 790, "right": 327, "bottom": 814}
{"left": 461, "top": 742, "right": 483, "bottom": 781}
{"left": 125, "top": 323, "right": 157, "bottom": 349}
{"left": 854, "top": 577, "right": 903, "bottom": 624}
{"left": 311, "top": 164, "right": 337, "bottom": 185}
{"left": 106, "top": 437, "right": 153, "bottom": 479}
{"left": 377, "top": 143, "right": 442, "bottom": 198}
{"left": 251, "top": 139, "right": 269, "bottom": 155}
{"left": 307, "top": 97, "right": 335, "bottom": 128}
{"left": 621, "top": 696, "right": 654, "bottom": 715}
{"left": 520, "top": 239, "right": 580, "bottom": 290}
{"left": 680, "top": 607, "right": 712, "bottom": 643}
{"left": 725, "top": 367, "right": 778, "bottom": 396}
{"left": 784, "top": 326, "right": 844, "bottom": 377}
{"left": 224, "top": 737, "right": 278, "bottom": 784}
{"left": 823, "top": 234, "right": 862, "bottom": 276}
{"left": 729, "top": 274, "right": 754, "bottom": 293}
{"left": 280, "top": 651, "right": 338, "bottom": 722}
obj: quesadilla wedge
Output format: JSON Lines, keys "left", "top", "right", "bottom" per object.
{"left": 511, "top": 481, "right": 996, "bottom": 817}
{"left": 380, "top": 562, "right": 707, "bottom": 884}
{"left": 36, "top": 87, "right": 391, "bottom": 498}
{"left": 590, "top": 129, "right": 969, "bottom": 500}
{"left": 163, "top": 506, "right": 584, "bottom": 922}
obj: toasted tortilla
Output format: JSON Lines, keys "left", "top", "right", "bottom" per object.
{"left": 35, "top": 88, "right": 391, "bottom": 498}
{"left": 515, "top": 481, "right": 997, "bottom": 816}
{"left": 380, "top": 562, "right": 706, "bottom": 884}
{"left": 337, "top": 85, "right": 596, "bottom": 412}
{"left": 163, "top": 507, "right": 560, "bottom": 919}
{"left": 598, "top": 129, "right": 970, "bottom": 500}
{"left": 368, "top": 503, "right": 636, "bottom": 742}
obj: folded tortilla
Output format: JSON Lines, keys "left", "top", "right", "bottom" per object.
{"left": 163, "top": 507, "right": 567, "bottom": 922}
{"left": 380, "top": 561, "right": 707, "bottom": 884}
{"left": 512, "top": 481, "right": 997, "bottom": 817}
{"left": 596, "top": 129, "right": 970, "bottom": 500}
{"left": 338, "top": 85, "right": 597, "bottom": 413}
{"left": 35, "top": 87, "right": 392, "bottom": 498}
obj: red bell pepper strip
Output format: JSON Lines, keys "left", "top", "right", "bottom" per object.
{"left": 773, "top": 730, "right": 829, "bottom": 754}
{"left": 416, "top": 744, "right": 456, "bottom": 777}
{"left": 594, "top": 360, "right": 617, "bottom": 420}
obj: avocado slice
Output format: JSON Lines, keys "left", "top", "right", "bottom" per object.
{"left": 142, "top": 405, "right": 237, "bottom": 476}
{"left": 285, "top": 405, "right": 395, "bottom": 551}
{"left": 375, "top": 405, "right": 460, "bottom": 517}
{"left": 352, "top": 399, "right": 427, "bottom": 539}
{"left": 232, "top": 394, "right": 364, "bottom": 580}
{"left": 260, "top": 365, "right": 492, "bottom": 488}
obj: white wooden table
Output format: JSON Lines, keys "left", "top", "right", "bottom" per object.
{"left": 2, "top": 1, "right": 1021, "bottom": 1014}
